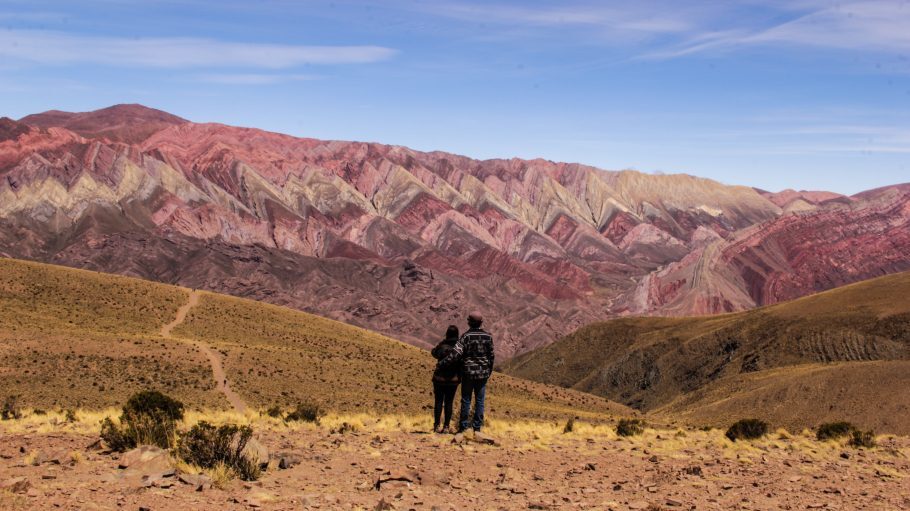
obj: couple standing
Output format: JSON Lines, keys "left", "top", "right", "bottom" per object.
{"left": 431, "top": 311, "right": 495, "bottom": 442}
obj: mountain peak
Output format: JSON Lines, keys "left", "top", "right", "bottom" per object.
{"left": 18, "top": 104, "right": 187, "bottom": 144}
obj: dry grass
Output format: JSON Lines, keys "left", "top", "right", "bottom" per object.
{"left": 505, "top": 271, "right": 910, "bottom": 434}
{"left": 171, "top": 288, "right": 629, "bottom": 421}
{"left": 6, "top": 407, "right": 903, "bottom": 467}
{"left": 0, "top": 257, "right": 626, "bottom": 424}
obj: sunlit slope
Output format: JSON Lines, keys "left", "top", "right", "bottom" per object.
{"left": 505, "top": 271, "right": 910, "bottom": 433}
{"left": 0, "top": 257, "right": 220, "bottom": 408}
{"left": 0, "top": 257, "right": 629, "bottom": 420}
{"left": 171, "top": 289, "right": 630, "bottom": 419}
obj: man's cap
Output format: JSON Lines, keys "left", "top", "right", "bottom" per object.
{"left": 467, "top": 311, "right": 483, "bottom": 323}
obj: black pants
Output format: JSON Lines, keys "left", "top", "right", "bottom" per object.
{"left": 433, "top": 382, "right": 459, "bottom": 429}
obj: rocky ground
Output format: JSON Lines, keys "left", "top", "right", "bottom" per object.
{"left": 1, "top": 416, "right": 908, "bottom": 510}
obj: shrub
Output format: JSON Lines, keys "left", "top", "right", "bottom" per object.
{"left": 563, "top": 418, "right": 575, "bottom": 434}
{"left": 177, "top": 421, "right": 261, "bottom": 481}
{"left": 848, "top": 429, "right": 876, "bottom": 449}
{"left": 100, "top": 390, "right": 185, "bottom": 451}
{"left": 284, "top": 402, "right": 321, "bottom": 423}
{"left": 725, "top": 419, "right": 768, "bottom": 441}
{"left": 64, "top": 409, "right": 77, "bottom": 423}
{"left": 123, "top": 390, "right": 185, "bottom": 421}
{"left": 331, "top": 422, "right": 358, "bottom": 435}
{"left": 616, "top": 418, "right": 646, "bottom": 437}
{"left": 1, "top": 395, "right": 22, "bottom": 420}
{"left": 265, "top": 405, "right": 282, "bottom": 418}
{"left": 816, "top": 422, "right": 856, "bottom": 441}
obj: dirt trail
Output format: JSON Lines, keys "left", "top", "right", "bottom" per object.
{"left": 160, "top": 290, "right": 248, "bottom": 414}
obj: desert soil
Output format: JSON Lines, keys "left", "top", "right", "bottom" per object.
{"left": 1, "top": 423, "right": 908, "bottom": 510}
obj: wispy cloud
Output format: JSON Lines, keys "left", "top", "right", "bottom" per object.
{"left": 402, "top": 0, "right": 695, "bottom": 40}
{"left": 0, "top": 29, "right": 397, "bottom": 68}
{"left": 191, "top": 73, "right": 320, "bottom": 85}
{"left": 641, "top": 0, "right": 910, "bottom": 59}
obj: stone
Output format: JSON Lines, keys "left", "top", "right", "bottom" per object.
{"left": 0, "top": 477, "right": 30, "bottom": 494}
{"left": 242, "top": 438, "right": 270, "bottom": 470}
{"left": 178, "top": 473, "right": 212, "bottom": 491}
{"left": 118, "top": 445, "right": 168, "bottom": 470}
{"left": 277, "top": 453, "right": 301, "bottom": 470}
{"left": 374, "top": 497, "right": 395, "bottom": 510}
{"left": 472, "top": 431, "right": 498, "bottom": 445}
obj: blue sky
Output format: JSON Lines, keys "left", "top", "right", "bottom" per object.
{"left": 1, "top": 0, "right": 908, "bottom": 194}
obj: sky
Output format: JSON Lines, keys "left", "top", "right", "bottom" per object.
{"left": 1, "top": 0, "right": 909, "bottom": 195}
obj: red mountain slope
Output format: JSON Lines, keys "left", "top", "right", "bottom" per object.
{"left": 2, "top": 105, "right": 908, "bottom": 356}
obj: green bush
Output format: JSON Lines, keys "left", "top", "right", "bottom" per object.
{"left": 848, "top": 429, "right": 876, "bottom": 449}
{"left": 2, "top": 395, "right": 22, "bottom": 420}
{"left": 124, "top": 390, "right": 185, "bottom": 421}
{"left": 725, "top": 419, "right": 768, "bottom": 441}
{"left": 265, "top": 405, "right": 282, "bottom": 418}
{"left": 284, "top": 402, "right": 321, "bottom": 423}
{"left": 100, "top": 390, "right": 185, "bottom": 451}
{"left": 616, "top": 418, "right": 646, "bottom": 437}
{"left": 816, "top": 422, "right": 855, "bottom": 441}
{"left": 563, "top": 418, "right": 575, "bottom": 434}
{"left": 177, "top": 421, "right": 261, "bottom": 481}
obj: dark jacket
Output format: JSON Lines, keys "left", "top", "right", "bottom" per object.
{"left": 431, "top": 340, "right": 462, "bottom": 384}
{"left": 438, "top": 328, "right": 495, "bottom": 380}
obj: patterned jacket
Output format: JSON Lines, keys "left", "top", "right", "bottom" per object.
{"left": 438, "top": 328, "right": 495, "bottom": 380}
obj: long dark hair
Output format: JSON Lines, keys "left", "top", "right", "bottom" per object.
{"left": 444, "top": 325, "right": 459, "bottom": 343}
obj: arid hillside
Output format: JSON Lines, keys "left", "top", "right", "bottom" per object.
{"left": 505, "top": 271, "right": 910, "bottom": 434}
{"left": 2, "top": 104, "right": 909, "bottom": 358}
{"left": 0, "top": 257, "right": 627, "bottom": 420}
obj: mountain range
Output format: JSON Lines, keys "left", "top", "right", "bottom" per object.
{"left": 2, "top": 104, "right": 908, "bottom": 357}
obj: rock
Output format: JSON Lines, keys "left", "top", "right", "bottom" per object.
{"left": 0, "top": 477, "right": 30, "bottom": 494}
{"left": 374, "top": 497, "right": 395, "bottom": 510}
{"left": 628, "top": 502, "right": 651, "bottom": 510}
{"left": 472, "top": 431, "right": 498, "bottom": 445}
{"left": 242, "top": 438, "right": 269, "bottom": 470}
{"left": 118, "top": 446, "right": 176, "bottom": 488}
{"left": 46, "top": 449, "right": 71, "bottom": 465}
{"left": 375, "top": 469, "right": 420, "bottom": 490}
{"left": 277, "top": 453, "right": 301, "bottom": 470}
{"left": 118, "top": 445, "right": 168, "bottom": 470}
{"left": 177, "top": 473, "right": 212, "bottom": 491}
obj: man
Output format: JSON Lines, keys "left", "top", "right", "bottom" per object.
{"left": 438, "top": 311, "right": 495, "bottom": 443}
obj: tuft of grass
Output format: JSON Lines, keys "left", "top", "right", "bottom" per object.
{"left": 725, "top": 419, "right": 769, "bottom": 442}
{"left": 817, "top": 421, "right": 856, "bottom": 441}
{"left": 616, "top": 418, "right": 646, "bottom": 437}
{"left": 848, "top": 429, "right": 876, "bottom": 449}
{"left": 205, "top": 462, "right": 235, "bottom": 489}
{"left": 285, "top": 402, "right": 322, "bottom": 424}
{"left": 100, "top": 390, "right": 185, "bottom": 451}
{"left": 2, "top": 395, "right": 22, "bottom": 420}
{"left": 176, "top": 421, "right": 261, "bottom": 481}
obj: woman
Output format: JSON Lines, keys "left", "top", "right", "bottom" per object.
{"left": 431, "top": 325, "right": 461, "bottom": 433}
